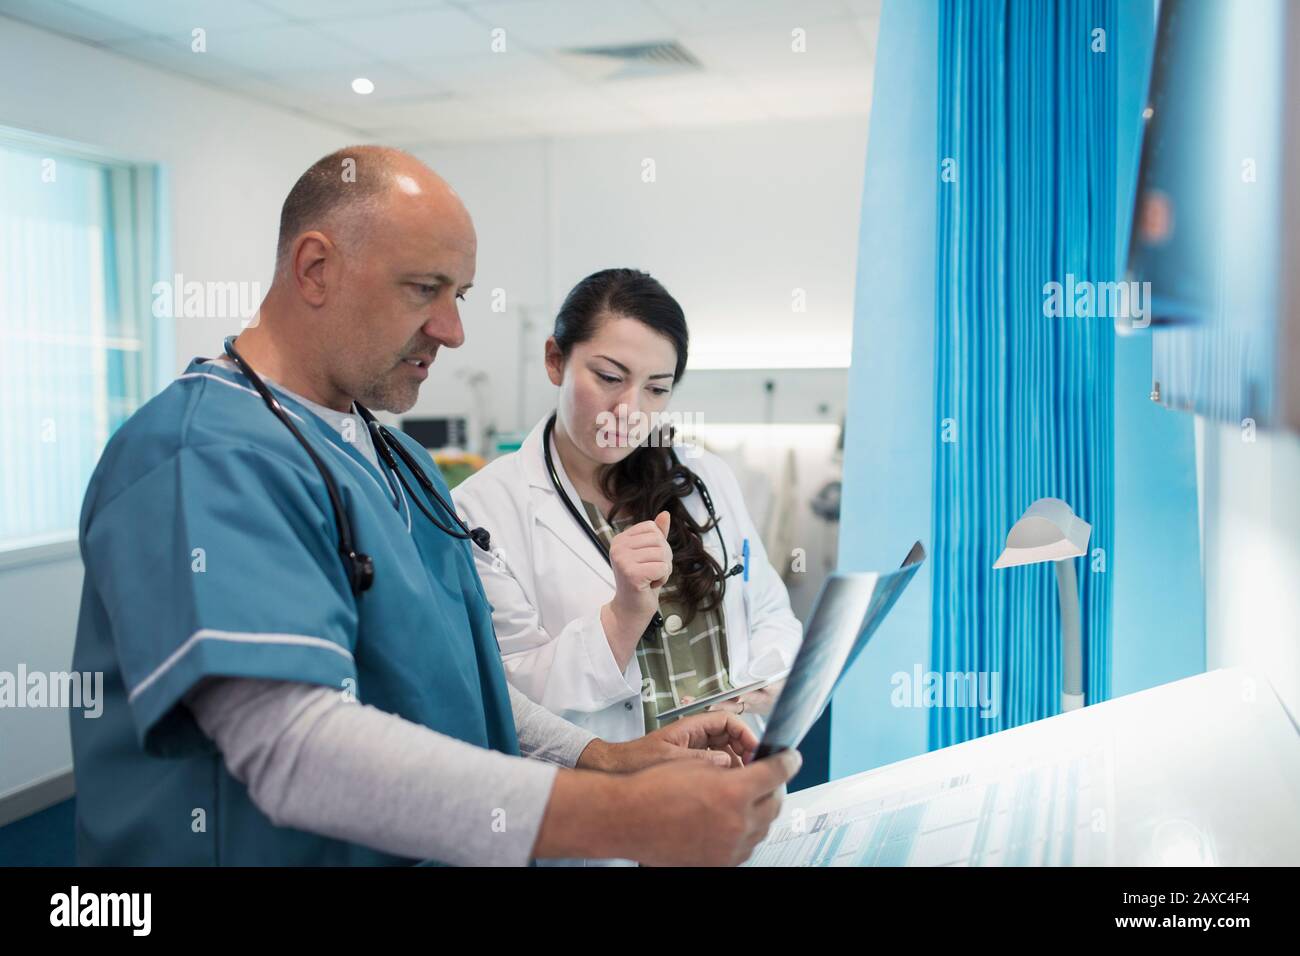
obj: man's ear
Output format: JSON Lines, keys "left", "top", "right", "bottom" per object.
{"left": 292, "top": 232, "right": 331, "bottom": 307}
{"left": 543, "top": 336, "right": 565, "bottom": 387}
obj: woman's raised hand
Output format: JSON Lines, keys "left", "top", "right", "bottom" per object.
{"left": 601, "top": 511, "right": 672, "bottom": 667}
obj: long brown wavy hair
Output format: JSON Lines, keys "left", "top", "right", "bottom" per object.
{"left": 554, "top": 268, "right": 726, "bottom": 625}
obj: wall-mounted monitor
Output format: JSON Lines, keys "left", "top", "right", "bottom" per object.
{"left": 1127, "top": 0, "right": 1300, "bottom": 434}
{"left": 399, "top": 416, "right": 467, "bottom": 451}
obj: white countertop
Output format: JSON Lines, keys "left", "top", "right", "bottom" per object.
{"left": 747, "top": 667, "right": 1300, "bottom": 866}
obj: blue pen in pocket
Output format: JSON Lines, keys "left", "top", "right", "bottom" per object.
{"left": 742, "top": 538, "right": 750, "bottom": 581}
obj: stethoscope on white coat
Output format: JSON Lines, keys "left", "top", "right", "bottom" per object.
{"left": 221, "top": 336, "right": 491, "bottom": 597}
{"left": 541, "top": 411, "right": 743, "bottom": 631}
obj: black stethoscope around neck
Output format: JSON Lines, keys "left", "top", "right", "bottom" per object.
{"left": 541, "top": 412, "right": 742, "bottom": 630}
{"left": 221, "top": 336, "right": 490, "bottom": 597}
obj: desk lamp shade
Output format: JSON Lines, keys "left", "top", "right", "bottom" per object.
{"left": 994, "top": 497, "right": 1092, "bottom": 712}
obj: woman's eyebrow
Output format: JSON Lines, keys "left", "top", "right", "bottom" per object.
{"left": 594, "top": 354, "right": 673, "bottom": 379}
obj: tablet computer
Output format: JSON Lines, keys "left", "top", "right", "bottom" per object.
{"left": 655, "top": 674, "right": 789, "bottom": 722}
{"left": 754, "top": 541, "right": 926, "bottom": 760}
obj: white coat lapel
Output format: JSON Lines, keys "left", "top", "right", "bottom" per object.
{"left": 520, "top": 416, "right": 616, "bottom": 588}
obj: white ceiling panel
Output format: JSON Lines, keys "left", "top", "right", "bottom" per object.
{"left": 259, "top": 0, "right": 456, "bottom": 20}
{"left": 0, "top": 0, "right": 142, "bottom": 43}
{"left": 312, "top": 5, "right": 495, "bottom": 61}
{"left": 468, "top": 0, "right": 679, "bottom": 51}
{"left": 104, "top": 35, "right": 263, "bottom": 83}
{"left": 409, "top": 51, "right": 586, "bottom": 95}
{"left": 61, "top": 0, "right": 283, "bottom": 35}
{"left": 195, "top": 21, "right": 379, "bottom": 72}
{"left": 2, "top": 0, "right": 878, "bottom": 142}
{"left": 273, "top": 62, "right": 448, "bottom": 101}
{"left": 648, "top": 0, "right": 852, "bottom": 32}
{"left": 681, "top": 21, "right": 874, "bottom": 74}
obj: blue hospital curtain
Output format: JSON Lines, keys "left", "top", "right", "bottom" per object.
{"left": 931, "top": 0, "right": 1116, "bottom": 746}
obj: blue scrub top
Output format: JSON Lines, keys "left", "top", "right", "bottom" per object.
{"left": 71, "top": 352, "right": 519, "bottom": 865}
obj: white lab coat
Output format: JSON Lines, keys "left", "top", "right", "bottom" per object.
{"left": 453, "top": 415, "right": 803, "bottom": 743}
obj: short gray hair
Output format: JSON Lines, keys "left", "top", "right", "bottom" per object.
{"left": 275, "top": 145, "right": 412, "bottom": 269}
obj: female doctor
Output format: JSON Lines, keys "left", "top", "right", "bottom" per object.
{"left": 454, "top": 268, "right": 802, "bottom": 745}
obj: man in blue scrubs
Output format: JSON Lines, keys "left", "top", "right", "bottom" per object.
{"left": 71, "top": 146, "right": 798, "bottom": 866}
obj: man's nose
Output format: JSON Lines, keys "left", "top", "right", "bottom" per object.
{"left": 423, "top": 300, "right": 464, "bottom": 349}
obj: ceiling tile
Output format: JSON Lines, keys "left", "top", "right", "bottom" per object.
{"left": 258, "top": 0, "right": 454, "bottom": 21}
{"left": 274, "top": 62, "right": 448, "bottom": 101}
{"left": 648, "top": 0, "right": 851, "bottom": 32}
{"left": 198, "top": 21, "right": 375, "bottom": 72}
{"left": 312, "top": 5, "right": 494, "bottom": 60}
{"left": 681, "top": 21, "right": 872, "bottom": 74}
{"left": 104, "top": 35, "right": 264, "bottom": 83}
{"left": 4, "top": 0, "right": 879, "bottom": 142}
{"left": 61, "top": 0, "right": 285, "bottom": 35}
{"left": 468, "top": 0, "right": 678, "bottom": 52}
{"left": 0, "top": 0, "right": 145, "bottom": 43}
{"left": 407, "top": 50, "right": 580, "bottom": 95}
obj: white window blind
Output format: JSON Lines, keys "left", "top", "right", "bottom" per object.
{"left": 0, "top": 131, "right": 162, "bottom": 552}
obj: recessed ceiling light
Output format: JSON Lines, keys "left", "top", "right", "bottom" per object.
{"left": 352, "top": 78, "right": 375, "bottom": 95}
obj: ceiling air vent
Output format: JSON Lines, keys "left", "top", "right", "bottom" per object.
{"left": 558, "top": 40, "right": 703, "bottom": 81}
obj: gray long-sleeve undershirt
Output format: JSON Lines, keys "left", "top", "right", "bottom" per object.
{"left": 182, "top": 677, "right": 597, "bottom": 866}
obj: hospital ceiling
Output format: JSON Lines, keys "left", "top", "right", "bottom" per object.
{"left": 0, "top": 0, "right": 879, "bottom": 145}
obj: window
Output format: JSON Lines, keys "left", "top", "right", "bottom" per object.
{"left": 0, "top": 129, "right": 164, "bottom": 552}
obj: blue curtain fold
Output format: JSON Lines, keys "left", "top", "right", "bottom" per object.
{"left": 931, "top": 0, "right": 1116, "bottom": 747}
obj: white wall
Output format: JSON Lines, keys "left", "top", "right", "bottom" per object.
{"left": 408, "top": 116, "right": 870, "bottom": 443}
{"left": 0, "top": 550, "right": 83, "bottom": 805}
{"left": 0, "top": 15, "right": 352, "bottom": 802}
{"left": 1201, "top": 420, "right": 1300, "bottom": 723}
